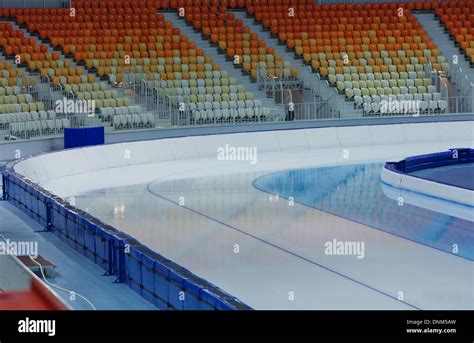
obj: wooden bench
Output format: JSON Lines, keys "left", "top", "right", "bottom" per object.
{"left": 17, "top": 255, "right": 57, "bottom": 279}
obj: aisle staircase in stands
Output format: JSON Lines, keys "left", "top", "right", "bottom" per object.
{"left": 162, "top": 11, "right": 287, "bottom": 120}
{"left": 414, "top": 12, "right": 474, "bottom": 98}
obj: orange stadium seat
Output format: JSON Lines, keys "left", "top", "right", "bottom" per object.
{"left": 0, "top": 0, "right": 463, "bottom": 123}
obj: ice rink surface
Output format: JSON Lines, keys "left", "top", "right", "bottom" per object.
{"left": 62, "top": 146, "right": 473, "bottom": 310}
{"left": 17, "top": 122, "right": 471, "bottom": 310}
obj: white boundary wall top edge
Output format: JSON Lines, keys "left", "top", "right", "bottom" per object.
{"left": 14, "top": 121, "right": 474, "bottom": 184}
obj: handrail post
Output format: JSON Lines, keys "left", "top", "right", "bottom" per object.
{"left": 280, "top": 81, "right": 283, "bottom": 105}
{"left": 471, "top": 83, "right": 474, "bottom": 113}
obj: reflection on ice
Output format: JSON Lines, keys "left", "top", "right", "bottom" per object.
{"left": 74, "top": 165, "right": 474, "bottom": 310}
{"left": 254, "top": 163, "right": 474, "bottom": 260}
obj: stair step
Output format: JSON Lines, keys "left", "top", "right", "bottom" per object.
{"left": 414, "top": 12, "right": 474, "bottom": 96}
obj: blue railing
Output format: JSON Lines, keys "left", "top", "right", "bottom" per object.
{"left": 2, "top": 160, "right": 252, "bottom": 310}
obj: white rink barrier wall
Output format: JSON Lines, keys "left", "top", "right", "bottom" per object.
{"left": 12, "top": 121, "right": 474, "bottom": 185}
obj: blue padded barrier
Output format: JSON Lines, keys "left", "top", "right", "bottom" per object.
{"left": 17, "top": 179, "right": 25, "bottom": 211}
{"left": 167, "top": 263, "right": 189, "bottom": 311}
{"left": 200, "top": 288, "right": 222, "bottom": 310}
{"left": 82, "top": 221, "right": 97, "bottom": 264}
{"left": 111, "top": 232, "right": 130, "bottom": 282}
{"left": 38, "top": 191, "right": 48, "bottom": 228}
{"left": 75, "top": 213, "right": 87, "bottom": 256}
{"left": 50, "top": 200, "right": 65, "bottom": 237}
{"left": 95, "top": 228, "right": 112, "bottom": 272}
{"left": 387, "top": 148, "right": 474, "bottom": 174}
{"left": 183, "top": 277, "right": 206, "bottom": 310}
{"left": 24, "top": 185, "right": 33, "bottom": 220}
{"left": 199, "top": 288, "right": 217, "bottom": 311}
{"left": 24, "top": 183, "right": 32, "bottom": 218}
{"left": 140, "top": 251, "right": 158, "bottom": 304}
{"left": 153, "top": 266, "right": 170, "bottom": 309}
{"left": 29, "top": 187, "right": 37, "bottom": 221}
{"left": 125, "top": 240, "right": 145, "bottom": 296}
{"left": 64, "top": 205, "right": 78, "bottom": 251}
{"left": 153, "top": 256, "right": 172, "bottom": 309}
{"left": 103, "top": 225, "right": 123, "bottom": 276}
{"left": 2, "top": 159, "right": 253, "bottom": 311}
{"left": 209, "top": 287, "right": 237, "bottom": 311}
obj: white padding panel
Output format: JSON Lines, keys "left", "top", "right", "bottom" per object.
{"left": 335, "top": 146, "right": 374, "bottom": 162}
{"left": 101, "top": 144, "right": 128, "bottom": 168}
{"left": 170, "top": 136, "right": 200, "bottom": 159}
{"left": 145, "top": 139, "right": 175, "bottom": 163}
{"left": 12, "top": 162, "right": 26, "bottom": 177}
{"left": 371, "top": 145, "right": 405, "bottom": 160}
{"left": 369, "top": 124, "right": 404, "bottom": 145}
{"left": 403, "top": 123, "right": 439, "bottom": 143}
{"left": 13, "top": 162, "right": 35, "bottom": 182}
{"left": 12, "top": 121, "right": 473, "bottom": 187}
{"left": 402, "top": 142, "right": 444, "bottom": 157}
{"left": 436, "top": 121, "right": 474, "bottom": 143}
{"left": 57, "top": 149, "right": 92, "bottom": 176}
{"left": 337, "top": 126, "right": 373, "bottom": 147}
{"left": 83, "top": 145, "right": 111, "bottom": 172}
{"left": 119, "top": 141, "right": 151, "bottom": 166}
{"left": 23, "top": 158, "right": 46, "bottom": 183}
{"left": 191, "top": 134, "right": 225, "bottom": 158}
{"left": 305, "top": 128, "right": 340, "bottom": 149}
{"left": 225, "top": 131, "right": 279, "bottom": 153}
{"left": 276, "top": 130, "right": 310, "bottom": 151}
{"left": 36, "top": 152, "right": 70, "bottom": 181}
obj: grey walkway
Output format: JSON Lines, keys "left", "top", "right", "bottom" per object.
{"left": 0, "top": 200, "right": 157, "bottom": 310}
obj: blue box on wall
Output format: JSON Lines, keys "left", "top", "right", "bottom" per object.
{"left": 64, "top": 127, "right": 105, "bottom": 149}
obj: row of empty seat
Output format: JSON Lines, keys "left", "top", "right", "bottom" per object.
{"left": 359, "top": 95, "right": 448, "bottom": 115}
{"left": 0, "top": 93, "right": 36, "bottom": 104}
{"left": 191, "top": 106, "right": 269, "bottom": 123}
{"left": 0, "top": 109, "right": 57, "bottom": 126}
{"left": 0, "top": 85, "right": 25, "bottom": 96}
{"left": 100, "top": 105, "right": 145, "bottom": 121}
{"left": 152, "top": 78, "right": 255, "bottom": 105}
{"left": 247, "top": 1, "right": 436, "bottom": 16}
{"left": 0, "top": 102, "right": 45, "bottom": 114}
{"left": 0, "top": 59, "right": 51, "bottom": 124}
{"left": 9, "top": 118, "right": 71, "bottom": 138}
{"left": 113, "top": 113, "right": 155, "bottom": 130}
